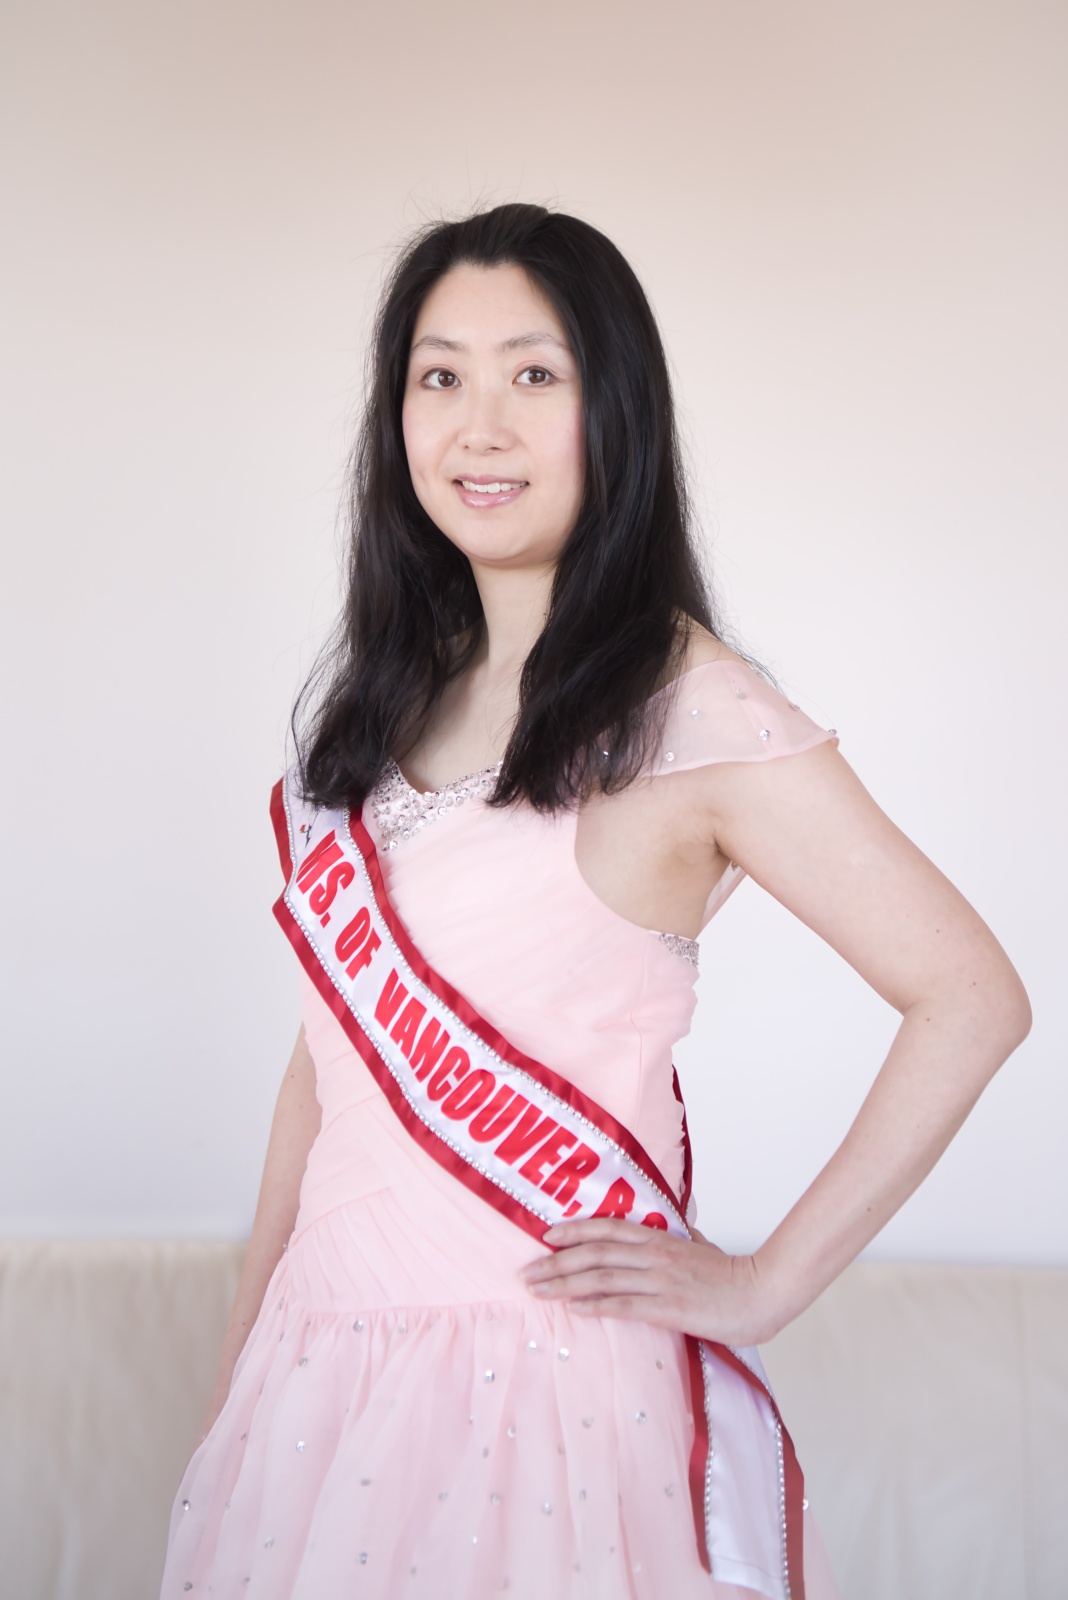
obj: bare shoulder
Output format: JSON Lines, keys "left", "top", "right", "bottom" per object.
{"left": 675, "top": 622, "right": 747, "bottom": 676}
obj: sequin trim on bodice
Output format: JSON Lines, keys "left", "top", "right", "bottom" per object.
{"left": 367, "top": 759, "right": 699, "bottom": 971}
{"left": 656, "top": 932, "right": 700, "bottom": 968}
{"left": 370, "top": 759, "right": 503, "bottom": 851}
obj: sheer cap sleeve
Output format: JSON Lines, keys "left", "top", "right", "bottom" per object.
{"left": 642, "top": 659, "right": 838, "bottom": 928}
{"left": 645, "top": 659, "right": 838, "bottom": 778}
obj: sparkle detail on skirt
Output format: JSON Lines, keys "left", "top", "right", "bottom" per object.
{"left": 370, "top": 759, "right": 503, "bottom": 851}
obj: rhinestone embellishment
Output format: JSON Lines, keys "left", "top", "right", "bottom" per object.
{"left": 658, "top": 932, "right": 699, "bottom": 969}
{"left": 371, "top": 759, "right": 502, "bottom": 851}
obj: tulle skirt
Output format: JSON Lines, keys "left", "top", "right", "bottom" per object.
{"left": 160, "top": 1195, "right": 838, "bottom": 1599}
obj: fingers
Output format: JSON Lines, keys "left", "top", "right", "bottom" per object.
{"left": 570, "top": 1293, "right": 674, "bottom": 1324}
{"left": 540, "top": 1218, "right": 661, "bottom": 1250}
{"left": 531, "top": 1265, "right": 669, "bottom": 1304}
{"left": 524, "top": 1241, "right": 658, "bottom": 1288}
{"left": 515, "top": 1224, "right": 760, "bottom": 1343}
{"left": 519, "top": 1223, "right": 710, "bottom": 1332}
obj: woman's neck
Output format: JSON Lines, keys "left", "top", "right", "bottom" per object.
{"left": 469, "top": 559, "right": 555, "bottom": 690}
{"left": 398, "top": 560, "right": 554, "bottom": 785}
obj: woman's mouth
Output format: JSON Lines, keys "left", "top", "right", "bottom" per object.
{"left": 454, "top": 477, "right": 528, "bottom": 508}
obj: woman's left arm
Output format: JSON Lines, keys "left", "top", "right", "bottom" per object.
{"left": 522, "top": 743, "right": 1032, "bottom": 1344}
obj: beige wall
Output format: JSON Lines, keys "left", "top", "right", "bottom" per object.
{"left": 1, "top": 0, "right": 1064, "bottom": 1261}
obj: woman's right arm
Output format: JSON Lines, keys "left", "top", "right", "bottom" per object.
{"left": 196, "top": 1026, "right": 322, "bottom": 1442}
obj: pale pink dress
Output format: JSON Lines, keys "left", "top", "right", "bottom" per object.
{"left": 161, "top": 661, "right": 841, "bottom": 1599}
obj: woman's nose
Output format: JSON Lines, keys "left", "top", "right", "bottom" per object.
{"left": 455, "top": 382, "right": 514, "bottom": 452}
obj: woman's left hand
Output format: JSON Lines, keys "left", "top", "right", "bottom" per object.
{"left": 520, "top": 1219, "right": 784, "bottom": 1347}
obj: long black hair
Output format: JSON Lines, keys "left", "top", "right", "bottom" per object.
{"left": 296, "top": 202, "right": 721, "bottom": 813}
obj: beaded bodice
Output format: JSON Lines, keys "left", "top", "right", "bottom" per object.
{"left": 296, "top": 661, "right": 835, "bottom": 1209}
{"left": 359, "top": 658, "right": 836, "bottom": 1003}
{"left": 370, "top": 758, "right": 503, "bottom": 853}
{"left": 367, "top": 758, "right": 700, "bottom": 968}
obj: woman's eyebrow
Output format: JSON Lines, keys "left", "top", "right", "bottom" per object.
{"left": 499, "top": 331, "right": 569, "bottom": 352}
{"left": 409, "top": 331, "right": 569, "bottom": 354}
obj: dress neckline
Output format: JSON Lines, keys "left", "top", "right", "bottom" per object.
{"left": 391, "top": 656, "right": 745, "bottom": 798}
{"left": 371, "top": 759, "right": 503, "bottom": 855}
{"left": 392, "top": 756, "right": 504, "bottom": 803}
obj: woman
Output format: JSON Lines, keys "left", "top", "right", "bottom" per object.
{"left": 161, "top": 204, "right": 1030, "bottom": 1600}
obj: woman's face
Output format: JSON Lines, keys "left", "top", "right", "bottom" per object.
{"left": 402, "top": 263, "right": 585, "bottom": 574}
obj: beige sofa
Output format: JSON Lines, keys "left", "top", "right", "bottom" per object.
{"left": 2, "top": 1241, "right": 1064, "bottom": 1600}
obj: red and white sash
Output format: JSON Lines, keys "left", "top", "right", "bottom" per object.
{"left": 271, "top": 770, "right": 806, "bottom": 1600}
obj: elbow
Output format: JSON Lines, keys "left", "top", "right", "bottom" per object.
{"left": 1005, "top": 977, "right": 1033, "bottom": 1051}
{"left": 982, "top": 966, "right": 1032, "bottom": 1059}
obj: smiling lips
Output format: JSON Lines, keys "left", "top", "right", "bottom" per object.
{"left": 454, "top": 476, "right": 528, "bottom": 508}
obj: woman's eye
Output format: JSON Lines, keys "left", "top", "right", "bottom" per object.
{"left": 516, "top": 366, "right": 552, "bottom": 386}
{"left": 424, "top": 369, "right": 459, "bottom": 390}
